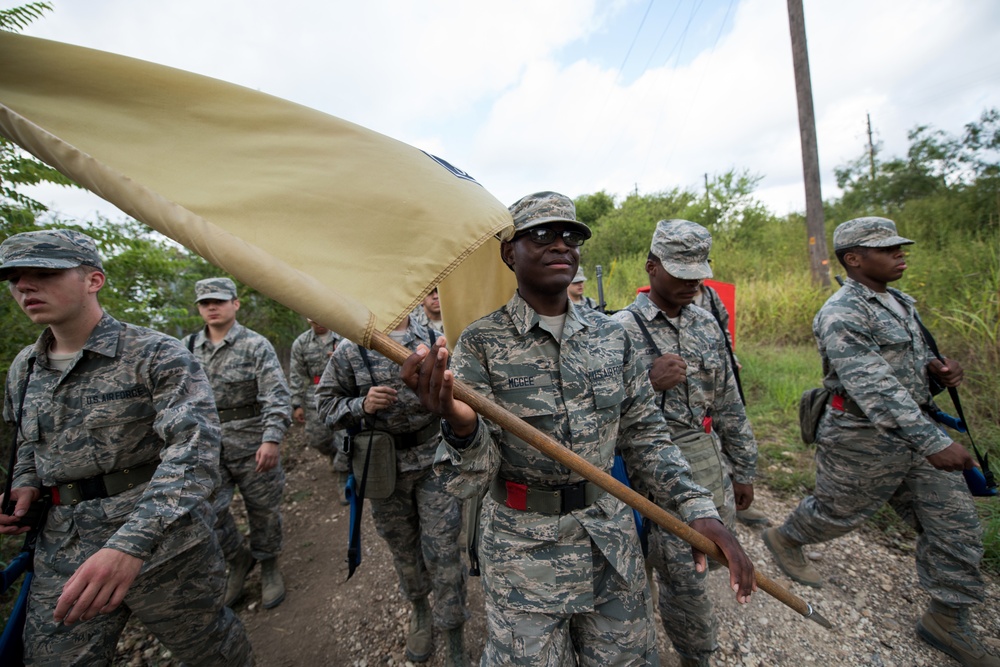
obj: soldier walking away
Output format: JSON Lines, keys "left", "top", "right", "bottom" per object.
{"left": 190, "top": 277, "right": 292, "bottom": 610}
{"left": 402, "top": 191, "right": 756, "bottom": 667}
{"left": 615, "top": 219, "right": 759, "bottom": 667}
{"left": 763, "top": 217, "right": 999, "bottom": 667}
{"left": 317, "top": 312, "right": 468, "bottom": 666}
{"left": 290, "top": 317, "right": 350, "bottom": 504}
{"left": 0, "top": 230, "right": 253, "bottom": 665}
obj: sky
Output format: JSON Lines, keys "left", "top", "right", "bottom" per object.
{"left": 6, "top": 0, "right": 1000, "bottom": 223}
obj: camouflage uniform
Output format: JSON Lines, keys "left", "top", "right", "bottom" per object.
{"left": 439, "top": 291, "right": 719, "bottom": 666}
{"left": 290, "top": 326, "right": 349, "bottom": 470}
{"left": 191, "top": 319, "right": 291, "bottom": 562}
{"left": 692, "top": 284, "right": 737, "bottom": 365}
{"left": 616, "top": 289, "right": 757, "bottom": 662}
{"left": 316, "top": 317, "right": 467, "bottom": 631}
{"left": 4, "top": 310, "right": 252, "bottom": 665}
{"left": 780, "top": 274, "right": 984, "bottom": 607}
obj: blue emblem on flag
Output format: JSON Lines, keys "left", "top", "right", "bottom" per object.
{"left": 421, "top": 151, "right": 481, "bottom": 186}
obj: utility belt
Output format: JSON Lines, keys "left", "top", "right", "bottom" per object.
{"left": 391, "top": 420, "right": 441, "bottom": 450}
{"left": 217, "top": 402, "right": 261, "bottom": 424}
{"left": 48, "top": 461, "right": 159, "bottom": 506}
{"left": 828, "top": 393, "right": 865, "bottom": 418}
{"left": 490, "top": 476, "right": 604, "bottom": 515}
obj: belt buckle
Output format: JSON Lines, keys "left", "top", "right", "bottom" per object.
{"left": 78, "top": 476, "right": 107, "bottom": 502}
{"left": 559, "top": 481, "right": 587, "bottom": 514}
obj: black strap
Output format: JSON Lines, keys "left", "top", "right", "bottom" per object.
{"left": 702, "top": 285, "right": 746, "bottom": 405}
{"left": 629, "top": 310, "right": 667, "bottom": 412}
{"left": 911, "top": 305, "right": 994, "bottom": 486}
{"left": 3, "top": 359, "right": 35, "bottom": 511}
{"left": 186, "top": 333, "right": 196, "bottom": 353}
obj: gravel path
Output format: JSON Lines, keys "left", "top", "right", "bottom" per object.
{"left": 113, "top": 431, "right": 1000, "bottom": 666}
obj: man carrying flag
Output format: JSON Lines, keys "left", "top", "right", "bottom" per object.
{"left": 402, "top": 192, "right": 755, "bottom": 666}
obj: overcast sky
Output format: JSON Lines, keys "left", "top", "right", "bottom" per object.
{"left": 7, "top": 0, "right": 1000, "bottom": 223}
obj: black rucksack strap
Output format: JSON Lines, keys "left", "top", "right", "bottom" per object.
{"left": 702, "top": 286, "right": 745, "bottom": 405}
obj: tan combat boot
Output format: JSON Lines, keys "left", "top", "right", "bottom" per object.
{"left": 405, "top": 597, "right": 433, "bottom": 663}
{"left": 736, "top": 506, "right": 771, "bottom": 527}
{"left": 444, "top": 624, "right": 469, "bottom": 667}
{"left": 223, "top": 543, "right": 254, "bottom": 607}
{"left": 917, "top": 604, "right": 1000, "bottom": 666}
{"left": 762, "top": 527, "right": 823, "bottom": 588}
{"left": 260, "top": 558, "right": 286, "bottom": 609}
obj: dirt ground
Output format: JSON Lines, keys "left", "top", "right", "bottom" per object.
{"left": 115, "top": 424, "right": 1000, "bottom": 666}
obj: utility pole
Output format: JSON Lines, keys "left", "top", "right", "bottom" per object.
{"left": 866, "top": 113, "right": 877, "bottom": 181}
{"left": 787, "top": 0, "right": 830, "bottom": 288}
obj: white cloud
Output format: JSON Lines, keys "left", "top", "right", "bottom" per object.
{"left": 6, "top": 0, "right": 1000, "bottom": 219}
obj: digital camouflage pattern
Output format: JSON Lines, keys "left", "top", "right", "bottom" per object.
{"left": 0, "top": 228, "right": 103, "bottom": 278}
{"left": 316, "top": 316, "right": 466, "bottom": 630}
{"left": 4, "top": 313, "right": 252, "bottom": 665}
{"left": 649, "top": 220, "right": 712, "bottom": 280}
{"left": 832, "top": 216, "right": 914, "bottom": 251}
{"left": 193, "top": 276, "right": 238, "bottom": 302}
{"left": 693, "top": 284, "right": 736, "bottom": 356}
{"left": 616, "top": 291, "right": 756, "bottom": 661}
{"left": 508, "top": 191, "right": 592, "bottom": 238}
{"left": 438, "top": 292, "right": 718, "bottom": 665}
{"left": 190, "top": 320, "right": 291, "bottom": 561}
{"left": 290, "top": 326, "right": 346, "bottom": 464}
{"left": 780, "top": 277, "right": 984, "bottom": 608}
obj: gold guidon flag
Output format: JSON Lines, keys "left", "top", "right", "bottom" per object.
{"left": 0, "top": 31, "right": 516, "bottom": 346}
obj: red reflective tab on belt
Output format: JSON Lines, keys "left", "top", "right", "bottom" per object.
{"left": 703, "top": 415, "right": 713, "bottom": 434}
{"left": 49, "top": 486, "right": 60, "bottom": 506}
{"left": 831, "top": 394, "right": 845, "bottom": 412}
{"left": 313, "top": 375, "right": 321, "bottom": 384}
{"left": 504, "top": 481, "right": 528, "bottom": 510}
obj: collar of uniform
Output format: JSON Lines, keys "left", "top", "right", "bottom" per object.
{"left": 221, "top": 320, "right": 246, "bottom": 345}
{"left": 632, "top": 291, "right": 660, "bottom": 322}
{"left": 505, "top": 290, "right": 588, "bottom": 338}
{"left": 844, "top": 276, "right": 916, "bottom": 306}
{"left": 32, "top": 311, "right": 121, "bottom": 363}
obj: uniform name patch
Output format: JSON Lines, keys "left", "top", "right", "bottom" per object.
{"left": 505, "top": 375, "right": 553, "bottom": 389}
{"left": 85, "top": 387, "right": 146, "bottom": 405}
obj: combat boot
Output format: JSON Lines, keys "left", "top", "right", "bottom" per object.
{"left": 762, "top": 527, "right": 823, "bottom": 588}
{"left": 405, "top": 597, "right": 433, "bottom": 663}
{"left": 444, "top": 624, "right": 469, "bottom": 667}
{"left": 917, "top": 603, "right": 1000, "bottom": 666}
{"left": 260, "top": 558, "right": 286, "bottom": 609}
{"left": 736, "top": 506, "right": 771, "bottom": 527}
{"left": 223, "top": 543, "right": 254, "bottom": 607}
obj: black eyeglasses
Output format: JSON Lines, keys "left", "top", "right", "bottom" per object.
{"left": 516, "top": 227, "right": 587, "bottom": 248}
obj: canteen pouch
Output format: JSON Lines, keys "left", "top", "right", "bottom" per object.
{"left": 799, "top": 387, "right": 831, "bottom": 445}
{"left": 672, "top": 429, "right": 726, "bottom": 509}
{"left": 351, "top": 429, "right": 396, "bottom": 499}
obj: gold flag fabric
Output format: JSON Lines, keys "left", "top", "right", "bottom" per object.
{"left": 0, "top": 32, "right": 516, "bottom": 345}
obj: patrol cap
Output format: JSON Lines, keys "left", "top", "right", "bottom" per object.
{"left": 833, "top": 216, "right": 913, "bottom": 252}
{"left": 833, "top": 217, "right": 914, "bottom": 251}
{"left": 0, "top": 229, "right": 103, "bottom": 279}
{"left": 508, "top": 191, "right": 592, "bottom": 239}
{"left": 650, "top": 219, "right": 713, "bottom": 280}
{"left": 571, "top": 267, "right": 587, "bottom": 283}
{"left": 194, "top": 277, "right": 238, "bottom": 303}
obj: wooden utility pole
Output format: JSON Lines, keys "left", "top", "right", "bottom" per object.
{"left": 787, "top": 0, "right": 830, "bottom": 287}
{"left": 867, "top": 113, "right": 877, "bottom": 180}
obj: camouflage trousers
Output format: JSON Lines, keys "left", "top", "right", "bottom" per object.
{"left": 782, "top": 413, "right": 985, "bottom": 607}
{"left": 369, "top": 465, "right": 467, "bottom": 630}
{"left": 645, "top": 475, "right": 735, "bottom": 660}
{"left": 213, "top": 445, "right": 286, "bottom": 562}
{"left": 300, "top": 405, "right": 350, "bottom": 472}
{"left": 481, "top": 541, "right": 659, "bottom": 667}
{"left": 25, "top": 509, "right": 252, "bottom": 666}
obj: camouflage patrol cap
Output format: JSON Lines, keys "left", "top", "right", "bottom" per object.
{"left": 833, "top": 217, "right": 914, "bottom": 251}
{"left": 650, "top": 219, "right": 713, "bottom": 280}
{"left": 508, "top": 191, "right": 592, "bottom": 239}
{"left": 0, "top": 229, "right": 103, "bottom": 279}
{"left": 571, "top": 267, "right": 587, "bottom": 283}
{"left": 194, "top": 277, "right": 238, "bottom": 303}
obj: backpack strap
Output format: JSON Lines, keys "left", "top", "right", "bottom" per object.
{"left": 702, "top": 285, "right": 745, "bottom": 405}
